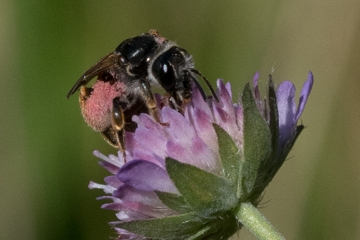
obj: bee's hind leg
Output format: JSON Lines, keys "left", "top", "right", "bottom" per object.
{"left": 100, "top": 97, "right": 127, "bottom": 162}
{"left": 111, "top": 97, "right": 127, "bottom": 162}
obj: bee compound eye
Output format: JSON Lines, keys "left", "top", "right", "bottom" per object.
{"left": 152, "top": 58, "right": 176, "bottom": 90}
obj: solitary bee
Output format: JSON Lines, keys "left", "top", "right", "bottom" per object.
{"left": 67, "top": 30, "right": 217, "bottom": 159}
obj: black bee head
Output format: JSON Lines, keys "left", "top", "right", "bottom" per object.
{"left": 151, "top": 46, "right": 193, "bottom": 107}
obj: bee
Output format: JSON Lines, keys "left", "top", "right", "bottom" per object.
{"left": 67, "top": 30, "right": 218, "bottom": 160}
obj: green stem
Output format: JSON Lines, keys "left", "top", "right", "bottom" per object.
{"left": 235, "top": 202, "right": 285, "bottom": 240}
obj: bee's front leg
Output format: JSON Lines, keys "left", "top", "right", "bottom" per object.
{"left": 141, "top": 82, "right": 169, "bottom": 127}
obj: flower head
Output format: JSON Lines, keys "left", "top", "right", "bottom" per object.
{"left": 89, "top": 72, "right": 313, "bottom": 239}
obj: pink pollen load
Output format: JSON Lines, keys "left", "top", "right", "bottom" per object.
{"left": 81, "top": 81, "right": 126, "bottom": 132}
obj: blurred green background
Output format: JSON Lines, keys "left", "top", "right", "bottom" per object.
{"left": 1, "top": 1, "right": 360, "bottom": 239}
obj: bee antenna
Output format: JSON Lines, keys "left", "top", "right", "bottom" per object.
{"left": 190, "top": 69, "right": 219, "bottom": 102}
{"left": 189, "top": 73, "right": 208, "bottom": 101}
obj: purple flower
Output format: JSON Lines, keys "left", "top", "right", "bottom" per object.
{"left": 89, "top": 72, "right": 313, "bottom": 239}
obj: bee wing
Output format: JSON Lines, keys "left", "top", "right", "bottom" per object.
{"left": 67, "top": 52, "right": 120, "bottom": 98}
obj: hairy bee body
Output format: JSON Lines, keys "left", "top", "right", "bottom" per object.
{"left": 67, "top": 30, "right": 217, "bottom": 160}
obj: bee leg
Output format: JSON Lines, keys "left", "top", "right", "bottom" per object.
{"left": 111, "top": 97, "right": 127, "bottom": 162}
{"left": 141, "top": 82, "right": 169, "bottom": 127}
{"left": 181, "top": 97, "right": 191, "bottom": 109}
{"left": 101, "top": 128, "right": 118, "bottom": 148}
{"left": 166, "top": 93, "right": 189, "bottom": 115}
{"left": 79, "top": 86, "right": 92, "bottom": 104}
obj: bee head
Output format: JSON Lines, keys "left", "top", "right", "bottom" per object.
{"left": 151, "top": 46, "right": 194, "bottom": 108}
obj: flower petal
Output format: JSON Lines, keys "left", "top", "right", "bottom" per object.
{"left": 216, "top": 79, "right": 232, "bottom": 108}
{"left": 253, "top": 72, "right": 259, "bottom": 87}
{"left": 212, "top": 80, "right": 241, "bottom": 145}
{"left": 252, "top": 72, "right": 263, "bottom": 111}
{"left": 189, "top": 80, "right": 213, "bottom": 120}
{"left": 104, "top": 175, "right": 122, "bottom": 189}
{"left": 162, "top": 107, "right": 219, "bottom": 173}
{"left": 88, "top": 181, "right": 116, "bottom": 195}
{"left": 188, "top": 106, "right": 218, "bottom": 154}
{"left": 295, "top": 71, "right": 314, "bottom": 122}
{"left": 113, "top": 228, "right": 138, "bottom": 239}
{"left": 276, "top": 81, "right": 296, "bottom": 148}
{"left": 113, "top": 185, "right": 176, "bottom": 218}
{"left": 131, "top": 114, "right": 169, "bottom": 166}
{"left": 93, "top": 150, "right": 123, "bottom": 172}
{"left": 117, "top": 160, "right": 178, "bottom": 194}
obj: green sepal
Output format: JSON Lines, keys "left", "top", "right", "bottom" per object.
{"left": 249, "top": 79, "right": 304, "bottom": 203}
{"left": 202, "top": 212, "right": 240, "bottom": 240}
{"left": 213, "top": 124, "right": 242, "bottom": 198}
{"left": 247, "top": 78, "right": 279, "bottom": 202}
{"left": 241, "top": 83, "right": 272, "bottom": 200}
{"left": 155, "top": 191, "right": 192, "bottom": 214}
{"left": 166, "top": 157, "right": 238, "bottom": 218}
{"left": 186, "top": 225, "right": 215, "bottom": 240}
{"left": 267, "top": 78, "right": 279, "bottom": 156}
{"left": 186, "top": 212, "right": 240, "bottom": 240}
{"left": 278, "top": 125, "right": 304, "bottom": 168}
{"left": 116, "top": 212, "right": 205, "bottom": 239}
